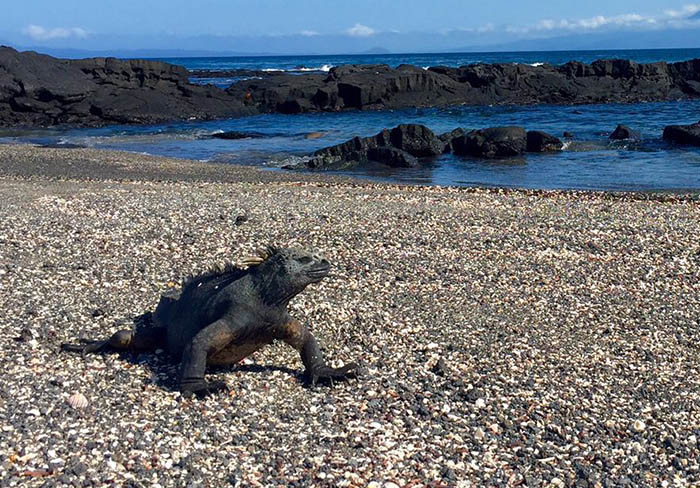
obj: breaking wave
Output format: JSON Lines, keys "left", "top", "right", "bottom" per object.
{"left": 261, "top": 64, "right": 333, "bottom": 73}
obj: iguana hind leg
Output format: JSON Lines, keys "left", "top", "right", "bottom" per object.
{"left": 278, "top": 319, "right": 358, "bottom": 386}
{"left": 61, "top": 327, "right": 166, "bottom": 356}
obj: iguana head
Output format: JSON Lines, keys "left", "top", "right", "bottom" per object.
{"left": 249, "top": 246, "right": 331, "bottom": 305}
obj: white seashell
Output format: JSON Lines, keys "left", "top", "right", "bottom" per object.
{"left": 66, "top": 392, "right": 88, "bottom": 409}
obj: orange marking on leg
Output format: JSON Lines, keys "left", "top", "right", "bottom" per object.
{"left": 278, "top": 319, "right": 304, "bottom": 350}
{"left": 208, "top": 342, "right": 267, "bottom": 366}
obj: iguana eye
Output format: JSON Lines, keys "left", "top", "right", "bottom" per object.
{"left": 296, "top": 256, "right": 313, "bottom": 264}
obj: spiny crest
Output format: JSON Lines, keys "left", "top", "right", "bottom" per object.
{"left": 178, "top": 244, "right": 281, "bottom": 290}
{"left": 238, "top": 244, "right": 280, "bottom": 267}
{"left": 180, "top": 261, "right": 245, "bottom": 290}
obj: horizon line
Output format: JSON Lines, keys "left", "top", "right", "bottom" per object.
{"left": 4, "top": 43, "right": 700, "bottom": 60}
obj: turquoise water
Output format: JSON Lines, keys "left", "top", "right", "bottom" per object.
{"left": 2, "top": 49, "right": 700, "bottom": 192}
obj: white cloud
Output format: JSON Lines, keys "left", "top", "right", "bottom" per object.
{"left": 346, "top": 23, "right": 375, "bottom": 37}
{"left": 23, "top": 24, "right": 89, "bottom": 41}
{"left": 300, "top": 30, "right": 319, "bottom": 37}
{"left": 506, "top": 6, "right": 700, "bottom": 35}
{"left": 665, "top": 4, "right": 700, "bottom": 18}
{"left": 531, "top": 13, "right": 650, "bottom": 32}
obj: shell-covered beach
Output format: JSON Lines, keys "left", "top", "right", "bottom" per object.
{"left": 0, "top": 144, "right": 699, "bottom": 487}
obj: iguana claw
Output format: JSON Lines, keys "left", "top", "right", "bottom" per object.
{"left": 309, "top": 362, "right": 358, "bottom": 386}
{"left": 60, "top": 339, "right": 109, "bottom": 357}
{"left": 180, "top": 380, "right": 229, "bottom": 398}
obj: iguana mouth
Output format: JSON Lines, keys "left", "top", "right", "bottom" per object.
{"left": 306, "top": 263, "right": 330, "bottom": 280}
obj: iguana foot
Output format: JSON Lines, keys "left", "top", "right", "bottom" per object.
{"left": 60, "top": 339, "right": 110, "bottom": 357}
{"left": 180, "top": 380, "right": 229, "bottom": 398}
{"left": 61, "top": 329, "right": 136, "bottom": 357}
{"left": 308, "top": 362, "right": 359, "bottom": 386}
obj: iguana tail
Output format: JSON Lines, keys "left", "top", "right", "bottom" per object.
{"left": 61, "top": 312, "right": 167, "bottom": 356}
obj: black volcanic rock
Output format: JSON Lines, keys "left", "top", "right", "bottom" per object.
{"left": 7, "top": 47, "right": 700, "bottom": 128}
{"left": 663, "top": 122, "right": 700, "bottom": 146}
{"left": 309, "top": 124, "right": 443, "bottom": 169}
{"left": 609, "top": 125, "right": 641, "bottom": 140}
{"left": 439, "top": 128, "right": 467, "bottom": 153}
{"left": 367, "top": 146, "right": 419, "bottom": 167}
{"left": 526, "top": 131, "right": 564, "bottom": 152}
{"left": 453, "top": 127, "right": 527, "bottom": 158}
{"left": 228, "top": 58, "right": 700, "bottom": 114}
{"left": 309, "top": 129, "right": 389, "bottom": 169}
{"left": 306, "top": 124, "right": 577, "bottom": 170}
{"left": 389, "top": 124, "right": 445, "bottom": 156}
{"left": 229, "top": 64, "right": 465, "bottom": 113}
{"left": 0, "top": 46, "right": 253, "bottom": 127}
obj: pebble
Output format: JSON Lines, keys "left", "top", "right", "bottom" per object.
{"left": 66, "top": 392, "right": 89, "bottom": 409}
{"left": 632, "top": 420, "right": 646, "bottom": 432}
{"left": 550, "top": 478, "right": 565, "bottom": 488}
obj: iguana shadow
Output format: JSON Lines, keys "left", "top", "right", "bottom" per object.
{"left": 94, "top": 348, "right": 306, "bottom": 393}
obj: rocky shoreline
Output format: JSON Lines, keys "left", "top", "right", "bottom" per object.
{"left": 0, "top": 144, "right": 699, "bottom": 486}
{"left": 0, "top": 46, "right": 254, "bottom": 128}
{"left": 2, "top": 46, "right": 700, "bottom": 128}
{"left": 228, "top": 59, "right": 700, "bottom": 114}
{"left": 294, "top": 122, "right": 700, "bottom": 171}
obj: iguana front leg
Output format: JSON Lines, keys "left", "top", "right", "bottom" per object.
{"left": 278, "top": 319, "right": 357, "bottom": 385}
{"left": 179, "top": 318, "right": 239, "bottom": 398}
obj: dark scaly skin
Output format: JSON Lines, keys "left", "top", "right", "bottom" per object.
{"left": 61, "top": 247, "right": 358, "bottom": 397}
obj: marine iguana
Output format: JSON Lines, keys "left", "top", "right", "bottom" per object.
{"left": 62, "top": 246, "right": 357, "bottom": 397}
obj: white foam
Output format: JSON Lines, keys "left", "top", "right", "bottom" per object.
{"left": 528, "top": 62, "right": 545, "bottom": 67}
{"left": 274, "top": 155, "right": 313, "bottom": 168}
{"left": 296, "top": 64, "right": 333, "bottom": 72}
{"left": 261, "top": 64, "right": 334, "bottom": 73}
{"left": 561, "top": 141, "right": 572, "bottom": 151}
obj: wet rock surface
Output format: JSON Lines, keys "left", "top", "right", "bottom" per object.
{"left": 308, "top": 124, "right": 440, "bottom": 169}
{"left": 228, "top": 59, "right": 700, "bottom": 114}
{"left": 308, "top": 125, "right": 565, "bottom": 169}
{"left": 0, "top": 144, "right": 699, "bottom": 486}
{"left": 0, "top": 46, "right": 252, "bottom": 127}
{"left": 452, "top": 126, "right": 528, "bottom": 158}
{"left": 609, "top": 125, "right": 641, "bottom": 140}
{"left": 387, "top": 124, "right": 445, "bottom": 157}
{"left": 663, "top": 121, "right": 700, "bottom": 146}
{"left": 366, "top": 146, "right": 419, "bottom": 168}
{"left": 526, "top": 130, "right": 565, "bottom": 152}
{"left": 439, "top": 128, "right": 467, "bottom": 153}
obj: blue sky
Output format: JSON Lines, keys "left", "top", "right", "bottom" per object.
{"left": 2, "top": 1, "right": 700, "bottom": 54}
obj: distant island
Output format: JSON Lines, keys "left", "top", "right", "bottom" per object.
{"left": 360, "top": 47, "right": 392, "bottom": 55}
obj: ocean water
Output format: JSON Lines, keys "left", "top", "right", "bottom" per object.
{"left": 3, "top": 48, "right": 700, "bottom": 192}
